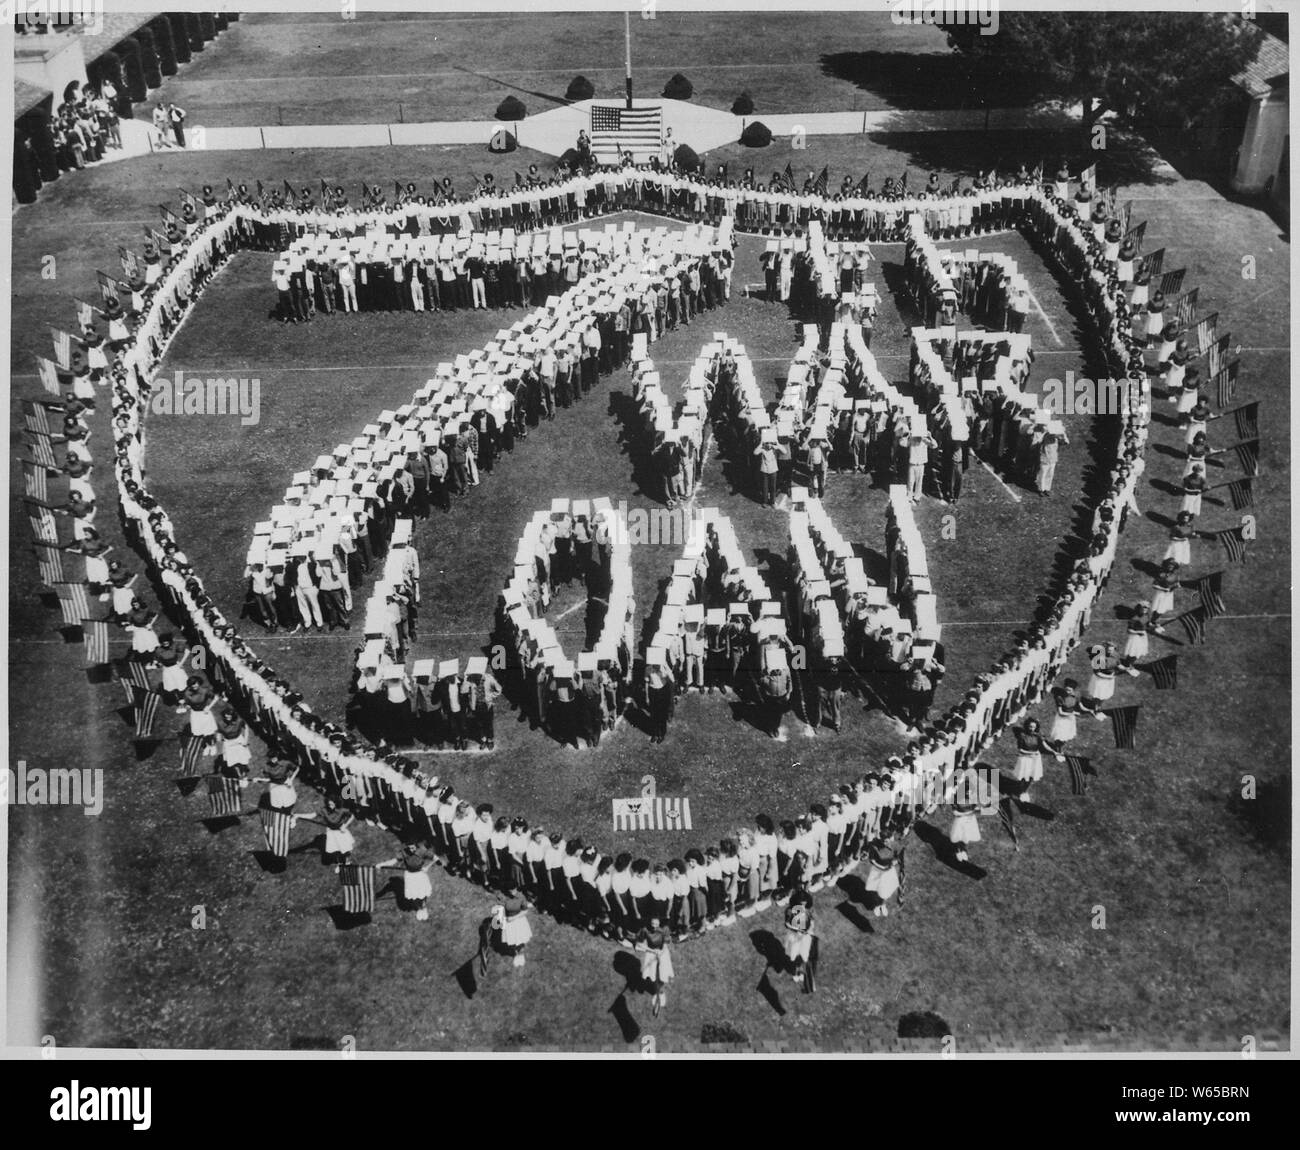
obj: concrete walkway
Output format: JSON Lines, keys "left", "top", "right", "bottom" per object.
{"left": 84, "top": 97, "right": 1081, "bottom": 165}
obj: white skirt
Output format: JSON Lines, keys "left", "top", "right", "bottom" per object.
{"left": 1130, "top": 284, "right": 1148, "bottom": 309}
{"left": 221, "top": 739, "right": 251, "bottom": 767}
{"left": 641, "top": 946, "right": 674, "bottom": 984}
{"left": 1164, "top": 538, "right": 1191, "bottom": 566}
{"left": 1123, "top": 630, "right": 1149, "bottom": 660}
{"left": 403, "top": 870, "right": 432, "bottom": 901}
{"left": 500, "top": 914, "right": 532, "bottom": 947}
{"left": 131, "top": 626, "right": 159, "bottom": 654}
{"left": 73, "top": 374, "right": 96, "bottom": 401}
{"left": 161, "top": 664, "right": 188, "bottom": 692}
{"left": 784, "top": 930, "right": 813, "bottom": 963}
{"left": 87, "top": 345, "right": 108, "bottom": 371}
{"left": 866, "top": 861, "right": 899, "bottom": 901}
{"left": 1014, "top": 749, "right": 1043, "bottom": 782}
{"left": 1180, "top": 492, "right": 1202, "bottom": 516}
{"left": 1087, "top": 672, "right": 1116, "bottom": 701}
{"left": 949, "top": 812, "right": 981, "bottom": 843}
{"left": 1049, "top": 709, "right": 1077, "bottom": 742}
{"left": 189, "top": 707, "right": 218, "bottom": 737}
{"left": 1151, "top": 589, "right": 1175, "bottom": 615}
{"left": 1185, "top": 421, "right": 1206, "bottom": 446}
{"left": 109, "top": 317, "right": 130, "bottom": 341}
{"left": 1176, "top": 389, "right": 1197, "bottom": 414}
{"left": 1146, "top": 312, "right": 1164, "bottom": 337}
{"left": 84, "top": 555, "right": 109, "bottom": 584}
{"left": 324, "top": 828, "right": 355, "bottom": 855}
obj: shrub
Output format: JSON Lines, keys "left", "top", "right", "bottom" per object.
{"left": 488, "top": 129, "right": 518, "bottom": 153}
{"left": 215, "top": 14, "right": 229, "bottom": 31}
{"left": 14, "top": 133, "right": 41, "bottom": 203}
{"left": 28, "top": 113, "right": 60, "bottom": 181}
{"left": 565, "top": 75, "right": 595, "bottom": 102}
{"left": 134, "top": 25, "right": 163, "bottom": 89}
{"left": 150, "top": 16, "right": 178, "bottom": 75}
{"left": 115, "top": 38, "right": 148, "bottom": 102}
{"left": 91, "top": 51, "right": 132, "bottom": 117}
{"left": 198, "top": 13, "right": 216, "bottom": 40}
{"left": 167, "top": 14, "right": 191, "bottom": 64}
{"left": 663, "top": 73, "right": 693, "bottom": 100}
{"left": 184, "top": 12, "right": 204, "bottom": 52}
{"left": 739, "top": 120, "right": 773, "bottom": 147}
{"left": 558, "top": 147, "right": 583, "bottom": 170}
{"left": 732, "top": 91, "right": 754, "bottom": 116}
{"left": 897, "top": 1011, "right": 951, "bottom": 1039}
{"left": 495, "top": 95, "right": 526, "bottom": 121}
{"left": 672, "top": 143, "right": 700, "bottom": 173}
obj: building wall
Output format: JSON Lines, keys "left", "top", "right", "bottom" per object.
{"left": 14, "top": 33, "right": 89, "bottom": 105}
{"left": 1231, "top": 85, "right": 1289, "bottom": 197}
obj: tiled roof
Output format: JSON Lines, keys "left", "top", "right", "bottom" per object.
{"left": 1233, "top": 27, "right": 1289, "bottom": 100}
{"left": 15, "top": 77, "right": 53, "bottom": 118}
{"left": 77, "top": 13, "right": 155, "bottom": 63}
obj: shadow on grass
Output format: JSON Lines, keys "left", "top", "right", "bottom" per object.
{"left": 819, "top": 51, "right": 1044, "bottom": 112}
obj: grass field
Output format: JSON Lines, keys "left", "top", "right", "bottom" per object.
{"left": 6, "top": 20, "right": 1290, "bottom": 1052}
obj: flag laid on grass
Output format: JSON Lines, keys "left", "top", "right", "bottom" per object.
{"left": 1148, "top": 655, "right": 1178, "bottom": 690}
{"left": 1195, "top": 571, "right": 1227, "bottom": 618}
{"left": 340, "top": 864, "right": 378, "bottom": 914}
{"left": 612, "top": 796, "right": 693, "bottom": 832}
{"left": 207, "top": 775, "right": 243, "bottom": 818}
{"left": 1108, "top": 705, "right": 1140, "bottom": 750}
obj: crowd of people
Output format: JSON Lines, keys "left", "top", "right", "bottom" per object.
{"left": 48, "top": 83, "right": 123, "bottom": 172}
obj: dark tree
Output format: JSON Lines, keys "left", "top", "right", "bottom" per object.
{"left": 739, "top": 120, "right": 773, "bottom": 147}
{"left": 663, "top": 73, "right": 694, "bottom": 100}
{"left": 566, "top": 75, "right": 595, "bottom": 102}
{"left": 732, "top": 91, "right": 755, "bottom": 116}
{"left": 672, "top": 143, "right": 701, "bottom": 172}
{"left": 495, "top": 96, "right": 527, "bottom": 121}
{"left": 150, "top": 16, "right": 178, "bottom": 75}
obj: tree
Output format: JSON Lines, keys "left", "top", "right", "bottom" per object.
{"left": 942, "top": 12, "right": 1258, "bottom": 142}
{"left": 663, "top": 73, "right": 693, "bottom": 100}
{"left": 566, "top": 75, "right": 595, "bottom": 102}
{"left": 672, "top": 143, "right": 700, "bottom": 172}
{"left": 732, "top": 91, "right": 755, "bottom": 116}
{"left": 496, "top": 95, "right": 527, "bottom": 121}
{"left": 739, "top": 121, "right": 773, "bottom": 147}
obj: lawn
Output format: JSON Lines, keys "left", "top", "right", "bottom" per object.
{"left": 8, "top": 143, "right": 1289, "bottom": 1049}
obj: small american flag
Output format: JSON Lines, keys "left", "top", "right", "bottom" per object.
{"left": 1192, "top": 312, "right": 1218, "bottom": 357}
{"left": 118, "top": 246, "right": 141, "bottom": 281}
{"left": 53, "top": 580, "right": 90, "bottom": 626}
{"left": 25, "top": 432, "right": 59, "bottom": 469}
{"left": 148, "top": 226, "right": 172, "bottom": 255}
{"left": 340, "top": 864, "right": 377, "bottom": 914}
{"left": 1215, "top": 526, "right": 1249, "bottom": 565}
{"left": 1107, "top": 705, "right": 1140, "bottom": 750}
{"left": 1079, "top": 163, "right": 1097, "bottom": 192}
{"left": 22, "top": 460, "right": 49, "bottom": 504}
{"left": 132, "top": 686, "right": 162, "bottom": 739}
{"left": 261, "top": 807, "right": 294, "bottom": 858}
{"left": 1125, "top": 220, "right": 1147, "bottom": 252}
{"left": 159, "top": 204, "right": 178, "bottom": 228}
{"left": 1231, "top": 402, "right": 1259, "bottom": 442}
{"left": 1137, "top": 247, "right": 1164, "bottom": 279}
{"left": 74, "top": 298, "right": 97, "bottom": 329}
{"left": 1214, "top": 362, "right": 1239, "bottom": 409}
{"left": 49, "top": 327, "right": 73, "bottom": 371}
{"left": 178, "top": 733, "right": 213, "bottom": 777}
{"left": 178, "top": 187, "right": 201, "bottom": 217}
{"left": 29, "top": 504, "right": 60, "bottom": 545}
{"left": 22, "top": 399, "right": 51, "bottom": 435}
{"left": 207, "top": 775, "right": 244, "bottom": 818}
{"left": 122, "top": 659, "right": 153, "bottom": 691}
{"left": 1207, "top": 334, "right": 1232, "bottom": 377}
{"left": 611, "top": 796, "right": 693, "bottom": 832}
{"left": 34, "top": 355, "right": 62, "bottom": 396}
{"left": 1121, "top": 199, "right": 1133, "bottom": 235}
{"left": 84, "top": 618, "right": 110, "bottom": 666}
{"left": 1195, "top": 571, "right": 1227, "bottom": 618}
{"left": 34, "top": 543, "right": 63, "bottom": 587}
{"left": 1178, "top": 607, "right": 1208, "bottom": 646}
{"left": 1173, "top": 287, "right": 1198, "bottom": 328}
{"left": 97, "top": 270, "right": 121, "bottom": 305}
{"left": 1222, "top": 476, "right": 1255, "bottom": 511}
{"left": 1065, "top": 754, "right": 1093, "bottom": 796}
{"left": 1148, "top": 655, "right": 1178, "bottom": 690}
{"left": 1158, "top": 268, "right": 1186, "bottom": 298}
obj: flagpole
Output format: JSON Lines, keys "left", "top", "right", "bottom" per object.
{"left": 625, "top": 8, "right": 633, "bottom": 110}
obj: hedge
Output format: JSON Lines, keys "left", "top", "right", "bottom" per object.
{"left": 495, "top": 95, "right": 526, "bottom": 121}
{"left": 14, "top": 134, "right": 41, "bottom": 203}
{"left": 732, "top": 91, "right": 754, "bottom": 116}
{"left": 488, "top": 130, "right": 519, "bottom": 154}
{"left": 134, "top": 24, "right": 163, "bottom": 89}
{"left": 199, "top": 13, "right": 217, "bottom": 40}
{"left": 167, "top": 14, "right": 191, "bottom": 64}
{"left": 150, "top": 16, "right": 178, "bottom": 75}
{"left": 28, "top": 113, "right": 59, "bottom": 181}
{"left": 116, "top": 38, "right": 148, "bottom": 103}
{"left": 739, "top": 120, "right": 773, "bottom": 147}
{"left": 215, "top": 14, "right": 229, "bottom": 31}
{"left": 566, "top": 75, "right": 595, "bottom": 102}
{"left": 183, "top": 12, "right": 204, "bottom": 53}
{"left": 663, "top": 73, "right": 693, "bottom": 100}
{"left": 91, "top": 51, "right": 132, "bottom": 117}
{"left": 673, "top": 143, "right": 701, "bottom": 172}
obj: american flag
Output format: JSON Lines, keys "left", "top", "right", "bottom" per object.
{"left": 1126, "top": 220, "right": 1147, "bottom": 252}
{"left": 1178, "top": 606, "right": 1208, "bottom": 646}
{"left": 1215, "top": 526, "right": 1249, "bottom": 564}
{"left": 1121, "top": 199, "right": 1133, "bottom": 234}
{"left": 1148, "top": 655, "right": 1178, "bottom": 690}
{"left": 1208, "top": 334, "right": 1232, "bottom": 377}
{"left": 1213, "top": 362, "right": 1239, "bottom": 408}
{"left": 611, "top": 796, "right": 693, "bottom": 832}
{"left": 1158, "top": 268, "right": 1186, "bottom": 298}
{"left": 74, "top": 298, "right": 97, "bottom": 329}
{"left": 25, "top": 432, "right": 58, "bottom": 469}
{"left": 34, "top": 355, "right": 61, "bottom": 396}
{"left": 1079, "top": 163, "right": 1097, "bottom": 192}
{"left": 84, "top": 618, "right": 110, "bottom": 666}
{"left": 1222, "top": 477, "right": 1255, "bottom": 511}
{"left": 207, "top": 775, "right": 244, "bottom": 818}
{"left": 148, "top": 226, "right": 172, "bottom": 255}
{"left": 340, "top": 864, "right": 377, "bottom": 914}
{"left": 1173, "top": 287, "right": 1198, "bottom": 328}
{"left": 261, "top": 807, "right": 294, "bottom": 858}
{"left": 22, "top": 399, "right": 52, "bottom": 435}
{"left": 589, "top": 104, "right": 663, "bottom": 161}
{"left": 122, "top": 659, "right": 153, "bottom": 691}
{"left": 49, "top": 327, "right": 74, "bottom": 371}
{"left": 1107, "top": 705, "right": 1140, "bottom": 750}
{"left": 1195, "top": 571, "right": 1227, "bottom": 618}
{"left": 29, "top": 504, "right": 60, "bottom": 545}
{"left": 178, "top": 187, "right": 201, "bottom": 218}
{"left": 178, "top": 733, "right": 213, "bottom": 777}
{"left": 1192, "top": 312, "right": 1218, "bottom": 357}
{"left": 53, "top": 580, "right": 89, "bottom": 625}
{"left": 159, "top": 204, "right": 178, "bottom": 228}
{"left": 1138, "top": 247, "right": 1164, "bottom": 279}
{"left": 118, "top": 245, "right": 141, "bottom": 281}
{"left": 22, "top": 460, "right": 49, "bottom": 503}
{"left": 132, "top": 685, "right": 162, "bottom": 739}
{"left": 34, "top": 543, "right": 63, "bottom": 587}
{"left": 1065, "top": 754, "right": 1093, "bottom": 796}
{"left": 1231, "top": 402, "right": 1259, "bottom": 442}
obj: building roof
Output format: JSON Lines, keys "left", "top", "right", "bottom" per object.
{"left": 77, "top": 13, "right": 155, "bottom": 64}
{"left": 15, "top": 78, "right": 53, "bottom": 118}
{"left": 1233, "top": 27, "right": 1289, "bottom": 100}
